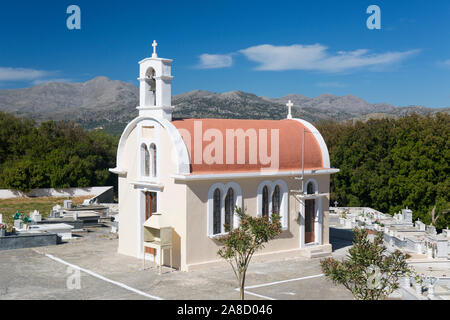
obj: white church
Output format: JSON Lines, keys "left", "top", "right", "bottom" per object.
{"left": 110, "top": 41, "right": 339, "bottom": 271}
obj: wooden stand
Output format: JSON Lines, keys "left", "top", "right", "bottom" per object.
{"left": 143, "top": 241, "right": 172, "bottom": 274}
{"left": 142, "top": 214, "right": 173, "bottom": 274}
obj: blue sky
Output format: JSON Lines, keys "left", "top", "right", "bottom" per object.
{"left": 0, "top": 0, "right": 449, "bottom": 108}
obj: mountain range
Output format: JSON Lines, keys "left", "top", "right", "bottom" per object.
{"left": 0, "top": 76, "right": 447, "bottom": 134}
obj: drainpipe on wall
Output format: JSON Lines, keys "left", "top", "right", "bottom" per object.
{"left": 294, "top": 127, "right": 305, "bottom": 193}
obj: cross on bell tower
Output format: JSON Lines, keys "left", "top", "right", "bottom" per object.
{"left": 152, "top": 40, "right": 158, "bottom": 58}
{"left": 286, "top": 100, "right": 293, "bottom": 119}
{"left": 137, "top": 40, "right": 174, "bottom": 120}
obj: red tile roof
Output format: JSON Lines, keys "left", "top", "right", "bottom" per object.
{"left": 172, "top": 119, "right": 324, "bottom": 174}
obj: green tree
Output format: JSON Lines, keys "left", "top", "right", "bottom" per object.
{"left": 0, "top": 112, "right": 119, "bottom": 192}
{"left": 217, "top": 207, "right": 282, "bottom": 300}
{"left": 320, "top": 228, "right": 411, "bottom": 300}
{"left": 317, "top": 113, "right": 450, "bottom": 229}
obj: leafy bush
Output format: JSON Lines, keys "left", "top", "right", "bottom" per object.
{"left": 320, "top": 228, "right": 411, "bottom": 300}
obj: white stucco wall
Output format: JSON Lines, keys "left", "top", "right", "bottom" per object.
{"left": 183, "top": 174, "right": 331, "bottom": 269}
{"left": 117, "top": 120, "right": 188, "bottom": 270}
{"left": 117, "top": 127, "right": 139, "bottom": 257}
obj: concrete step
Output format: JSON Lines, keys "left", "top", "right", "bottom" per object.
{"left": 309, "top": 251, "right": 331, "bottom": 259}
{"left": 301, "top": 244, "right": 333, "bottom": 259}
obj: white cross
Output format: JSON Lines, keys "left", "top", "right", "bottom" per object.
{"left": 152, "top": 40, "right": 158, "bottom": 58}
{"left": 286, "top": 100, "right": 293, "bottom": 119}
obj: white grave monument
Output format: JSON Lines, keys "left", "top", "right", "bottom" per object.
{"left": 0, "top": 213, "right": 4, "bottom": 237}
{"left": 24, "top": 223, "right": 74, "bottom": 240}
{"left": 435, "top": 239, "right": 448, "bottom": 258}
{"left": 50, "top": 204, "right": 63, "bottom": 218}
{"left": 30, "top": 210, "right": 42, "bottom": 222}
{"left": 415, "top": 220, "right": 426, "bottom": 231}
{"left": 401, "top": 207, "right": 413, "bottom": 224}
{"left": 443, "top": 229, "right": 450, "bottom": 238}
{"left": 64, "top": 200, "right": 73, "bottom": 209}
{"left": 426, "top": 225, "right": 437, "bottom": 235}
{"left": 14, "top": 219, "right": 24, "bottom": 230}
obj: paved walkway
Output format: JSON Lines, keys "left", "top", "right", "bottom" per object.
{"left": 0, "top": 227, "right": 354, "bottom": 300}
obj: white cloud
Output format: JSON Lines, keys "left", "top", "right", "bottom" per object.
{"left": 0, "top": 67, "right": 53, "bottom": 81}
{"left": 316, "top": 81, "right": 346, "bottom": 88}
{"left": 436, "top": 59, "right": 450, "bottom": 69}
{"left": 239, "top": 44, "right": 420, "bottom": 72}
{"left": 197, "top": 53, "right": 233, "bottom": 69}
{"left": 32, "top": 78, "right": 73, "bottom": 86}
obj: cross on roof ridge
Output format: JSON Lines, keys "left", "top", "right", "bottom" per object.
{"left": 286, "top": 100, "right": 293, "bottom": 119}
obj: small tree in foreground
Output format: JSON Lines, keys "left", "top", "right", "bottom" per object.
{"left": 320, "top": 228, "right": 411, "bottom": 300}
{"left": 217, "top": 207, "right": 282, "bottom": 300}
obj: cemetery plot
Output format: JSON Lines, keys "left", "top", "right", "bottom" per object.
{"left": 0, "top": 196, "right": 92, "bottom": 226}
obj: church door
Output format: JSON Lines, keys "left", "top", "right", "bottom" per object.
{"left": 144, "top": 191, "right": 157, "bottom": 254}
{"left": 305, "top": 199, "right": 315, "bottom": 244}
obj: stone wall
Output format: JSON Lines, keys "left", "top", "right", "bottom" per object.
{"left": 0, "top": 186, "right": 114, "bottom": 202}
{"left": 0, "top": 233, "right": 58, "bottom": 251}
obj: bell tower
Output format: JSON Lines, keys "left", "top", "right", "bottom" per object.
{"left": 137, "top": 40, "right": 174, "bottom": 120}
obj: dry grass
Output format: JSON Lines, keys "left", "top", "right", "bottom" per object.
{"left": 0, "top": 196, "right": 92, "bottom": 226}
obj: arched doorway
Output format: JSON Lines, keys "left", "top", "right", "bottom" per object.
{"left": 304, "top": 199, "right": 315, "bottom": 243}
{"left": 304, "top": 181, "right": 316, "bottom": 244}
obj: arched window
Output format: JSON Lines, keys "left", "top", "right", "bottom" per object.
{"left": 141, "top": 144, "right": 150, "bottom": 176}
{"left": 258, "top": 180, "right": 289, "bottom": 229}
{"left": 307, "top": 181, "right": 315, "bottom": 194}
{"left": 213, "top": 188, "right": 221, "bottom": 235}
{"left": 272, "top": 185, "right": 280, "bottom": 215}
{"left": 150, "top": 143, "right": 157, "bottom": 177}
{"left": 208, "top": 183, "right": 242, "bottom": 237}
{"left": 262, "top": 186, "right": 269, "bottom": 218}
{"left": 225, "top": 188, "right": 234, "bottom": 230}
